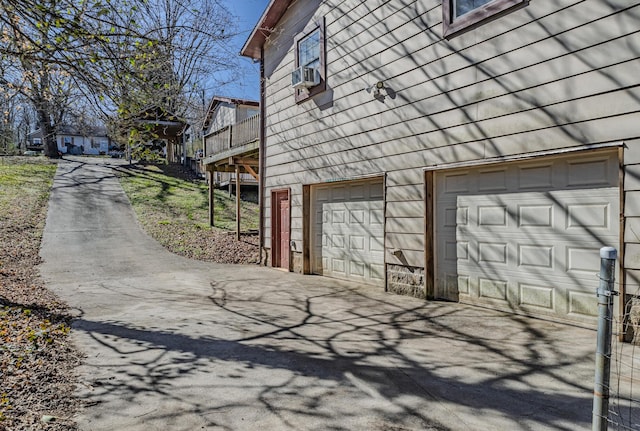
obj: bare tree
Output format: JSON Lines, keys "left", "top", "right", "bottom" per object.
{"left": 0, "top": 0, "right": 123, "bottom": 157}
{"left": 0, "top": 0, "right": 238, "bottom": 158}
{"left": 109, "top": 0, "right": 237, "bottom": 122}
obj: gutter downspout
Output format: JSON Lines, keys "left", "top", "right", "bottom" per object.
{"left": 258, "top": 47, "right": 266, "bottom": 266}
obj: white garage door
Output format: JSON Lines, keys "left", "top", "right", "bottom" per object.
{"left": 435, "top": 151, "right": 619, "bottom": 325}
{"left": 311, "top": 179, "right": 385, "bottom": 286}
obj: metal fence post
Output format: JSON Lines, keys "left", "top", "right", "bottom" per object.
{"left": 593, "top": 246, "right": 617, "bottom": 431}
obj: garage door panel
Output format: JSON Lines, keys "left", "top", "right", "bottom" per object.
{"left": 371, "top": 263, "right": 385, "bottom": 281}
{"left": 518, "top": 164, "right": 554, "bottom": 189}
{"left": 566, "top": 247, "right": 601, "bottom": 274}
{"left": 331, "top": 234, "right": 345, "bottom": 249}
{"left": 478, "top": 278, "right": 509, "bottom": 301}
{"left": 477, "top": 242, "right": 508, "bottom": 264}
{"left": 518, "top": 204, "right": 553, "bottom": 228}
{"left": 312, "top": 179, "right": 385, "bottom": 286}
{"left": 519, "top": 282, "right": 555, "bottom": 311}
{"left": 568, "top": 289, "right": 598, "bottom": 317}
{"left": 447, "top": 278, "right": 599, "bottom": 319}
{"left": 331, "top": 257, "right": 346, "bottom": 274}
{"left": 518, "top": 244, "right": 554, "bottom": 269}
{"left": 455, "top": 243, "right": 605, "bottom": 277}
{"left": 435, "top": 151, "right": 619, "bottom": 325}
{"left": 566, "top": 156, "right": 616, "bottom": 187}
{"left": 478, "top": 169, "right": 509, "bottom": 192}
{"left": 477, "top": 205, "right": 508, "bottom": 226}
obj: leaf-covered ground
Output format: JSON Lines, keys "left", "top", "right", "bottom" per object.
{"left": 0, "top": 156, "right": 80, "bottom": 431}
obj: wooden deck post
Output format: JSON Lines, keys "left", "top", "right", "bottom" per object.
{"left": 235, "top": 165, "right": 241, "bottom": 240}
{"left": 208, "top": 170, "right": 215, "bottom": 227}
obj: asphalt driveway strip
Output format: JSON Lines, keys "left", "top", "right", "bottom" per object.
{"left": 40, "top": 157, "right": 602, "bottom": 431}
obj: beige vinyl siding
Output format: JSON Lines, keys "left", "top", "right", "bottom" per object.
{"left": 265, "top": 0, "right": 637, "bottom": 130}
{"left": 236, "top": 105, "right": 259, "bottom": 122}
{"left": 264, "top": 18, "right": 639, "bottom": 163}
{"left": 262, "top": 0, "right": 640, "bottom": 271}
{"left": 207, "top": 103, "right": 236, "bottom": 133}
{"left": 625, "top": 137, "right": 640, "bottom": 296}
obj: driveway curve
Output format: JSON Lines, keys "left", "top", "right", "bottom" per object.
{"left": 40, "top": 157, "right": 599, "bottom": 431}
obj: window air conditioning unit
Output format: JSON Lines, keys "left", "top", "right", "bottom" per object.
{"left": 291, "top": 66, "right": 320, "bottom": 89}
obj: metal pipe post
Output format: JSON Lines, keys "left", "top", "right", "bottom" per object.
{"left": 592, "top": 246, "right": 617, "bottom": 431}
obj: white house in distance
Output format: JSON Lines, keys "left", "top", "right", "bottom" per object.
{"left": 241, "top": 0, "right": 640, "bottom": 331}
{"left": 28, "top": 125, "right": 112, "bottom": 155}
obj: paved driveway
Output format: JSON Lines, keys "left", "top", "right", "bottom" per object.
{"left": 41, "top": 157, "right": 598, "bottom": 431}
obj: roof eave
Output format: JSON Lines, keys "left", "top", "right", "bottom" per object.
{"left": 240, "top": 0, "right": 294, "bottom": 59}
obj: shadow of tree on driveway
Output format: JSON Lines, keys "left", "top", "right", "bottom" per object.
{"left": 71, "top": 277, "right": 609, "bottom": 431}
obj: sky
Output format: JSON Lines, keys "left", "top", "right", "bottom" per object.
{"left": 214, "top": 0, "right": 271, "bottom": 101}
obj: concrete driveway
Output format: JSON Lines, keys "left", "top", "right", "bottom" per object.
{"left": 40, "top": 157, "right": 598, "bottom": 431}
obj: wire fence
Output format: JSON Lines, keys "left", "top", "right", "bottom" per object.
{"left": 608, "top": 300, "right": 640, "bottom": 430}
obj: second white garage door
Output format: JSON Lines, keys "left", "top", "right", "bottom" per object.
{"left": 311, "top": 179, "right": 385, "bottom": 286}
{"left": 435, "top": 151, "right": 619, "bottom": 325}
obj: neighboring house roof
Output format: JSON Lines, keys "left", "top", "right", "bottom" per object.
{"left": 202, "top": 96, "right": 259, "bottom": 131}
{"left": 60, "top": 125, "right": 109, "bottom": 137}
{"left": 28, "top": 125, "right": 110, "bottom": 139}
{"left": 241, "top": 0, "right": 294, "bottom": 59}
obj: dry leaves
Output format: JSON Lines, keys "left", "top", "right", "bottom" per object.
{"left": 0, "top": 157, "right": 79, "bottom": 431}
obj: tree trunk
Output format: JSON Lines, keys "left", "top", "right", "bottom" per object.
{"left": 37, "top": 109, "right": 60, "bottom": 159}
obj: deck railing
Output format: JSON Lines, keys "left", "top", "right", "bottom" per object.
{"left": 213, "top": 172, "right": 258, "bottom": 186}
{"left": 204, "top": 126, "right": 231, "bottom": 157}
{"left": 232, "top": 113, "right": 259, "bottom": 147}
{"left": 204, "top": 113, "right": 259, "bottom": 158}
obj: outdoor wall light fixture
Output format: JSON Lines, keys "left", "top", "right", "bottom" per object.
{"left": 366, "top": 81, "right": 386, "bottom": 97}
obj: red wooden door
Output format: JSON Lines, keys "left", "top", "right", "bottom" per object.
{"left": 279, "top": 195, "right": 290, "bottom": 269}
{"left": 272, "top": 190, "right": 290, "bottom": 269}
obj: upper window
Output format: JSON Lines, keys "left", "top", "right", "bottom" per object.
{"left": 298, "top": 30, "right": 320, "bottom": 71}
{"left": 443, "top": 0, "right": 528, "bottom": 39}
{"left": 294, "top": 18, "right": 326, "bottom": 103}
{"left": 455, "top": 0, "right": 494, "bottom": 17}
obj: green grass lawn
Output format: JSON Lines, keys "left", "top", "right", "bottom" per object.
{"left": 114, "top": 163, "right": 260, "bottom": 263}
{"left": 0, "top": 157, "right": 57, "bottom": 227}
